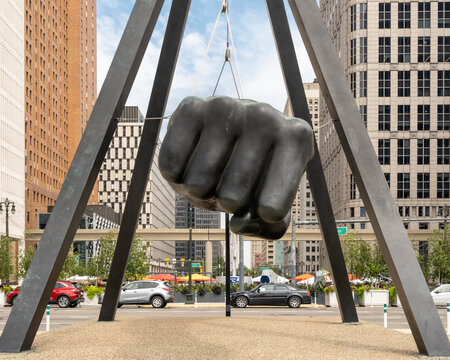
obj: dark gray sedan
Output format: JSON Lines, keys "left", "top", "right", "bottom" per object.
{"left": 231, "top": 283, "right": 311, "bottom": 308}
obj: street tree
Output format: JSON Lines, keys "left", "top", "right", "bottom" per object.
{"left": 426, "top": 225, "right": 450, "bottom": 284}
{"left": 126, "top": 237, "right": 150, "bottom": 281}
{"left": 17, "top": 245, "right": 36, "bottom": 279}
{"left": 87, "top": 231, "right": 117, "bottom": 283}
{"left": 0, "top": 236, "right": 13, "bottom": 284}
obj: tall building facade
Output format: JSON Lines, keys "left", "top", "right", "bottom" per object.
{"left": 24, "top": 0, "right": 97, "bottom": 230}
{"left": 0, "top": 1, "right": 25, "bottom": 245}
{"left": 98, "top": 106, "right": 176, "bottom": 265}
{"left": 174, "top": 195, "right": 221, "bottom": 269}
{"left": 319, "top": 0, "right": 450, "bottom": 231}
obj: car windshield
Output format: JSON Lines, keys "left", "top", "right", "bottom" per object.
{"left": 163, "top": 282, "right": 172, "bottom": 288}
{"left": 70, "top": 283, "right": 81, "bottom": 289}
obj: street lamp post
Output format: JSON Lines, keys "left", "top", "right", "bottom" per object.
{"left": 0, "top": 198, "right": 16, "bottom": 284}
{"left": 438, "top": 205, "right": 449, "bottom": 246}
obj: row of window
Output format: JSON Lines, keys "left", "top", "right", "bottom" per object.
{"left": 350, "top": 2, "right": 450, "bottom": 30}
{"left": 374, "top": 104, "right": 449, "bottom": 131}
{"left": 377, "top": 138, "right": 449, "bottom": 166}
{"left": 349, "top": 70, "right": 450, "bottom": 98}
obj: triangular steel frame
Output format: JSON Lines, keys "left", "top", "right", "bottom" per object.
{"left": 0, "top": 0, "right": 448, "bottom": 356}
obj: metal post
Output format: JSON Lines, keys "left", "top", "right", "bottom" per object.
{"left": 0, "top": 198, "right": 15, "bottom": 285}
{"left": 288, "top": 0, "right": 449, "bottom": 355}
{"left": 225, "top": 213, "right": 231, "bottom": 317}
{"left": 384, "top": 304, "right": 387, "bottom": 328}
{"left": 239, "top": 235, "right": 244, "bottom": 292}
{"left": 45, "top": 305, "right": 50, "bottom": 332}
{"left": 188, "top": 206, "right": 193, "bottom": 293}
{"left": 447, "top": 303, "right": 449, "bottom": 335}
{"left": 291, "top": 214, "right": 296, "bottom": 285}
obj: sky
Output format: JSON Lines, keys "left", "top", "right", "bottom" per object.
{"left": 96, "top": 0, "right": 317, "bottom": 268}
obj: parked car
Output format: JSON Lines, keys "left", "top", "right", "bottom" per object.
{"left": 98, "top": 280, "right": 174, "bottom": 308}
{"left": 231, "top": 283, "right": 311, "bottom": 308}
{"left": 7, "top": 281, "right": 84, "bottom": 308}
{"left": 430, "top": 284, "right": 450, "bottom": 306}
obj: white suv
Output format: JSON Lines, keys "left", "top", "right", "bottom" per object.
{"left": 99, "top": 280, "right": 174, "bottom": 308}
{"left": 430, "top": 284, "right": 450, "bottom": 306}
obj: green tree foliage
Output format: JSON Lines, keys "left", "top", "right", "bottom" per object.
{"left": 87, "top": 231, "right": 117, "bottom": 282}
{"left": 0, "top": 236, "right": 13, "bottom": 284}
{"left": 125, "top": 237, "right": 150, "bottom": 281}
{"left": 212, "top": 256, "right": 225, "bottom": 277}
{"left": 426, "top": 225, "right": 450, "bottom": 284}
{"left": 341, "top": 231, "right": 388, "bottom": 279}
{"left": 17, "top": 245, "right": 36, "bottom": 279}
{"left": 58, "top": 247, "right": 79, "bottom": 280}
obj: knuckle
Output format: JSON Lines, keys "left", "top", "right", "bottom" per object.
{"left": 216, "top": 194, "right": 247, "bottom": 214}
{"left": 257, "top": 204, "right": 287, "bottom": 223}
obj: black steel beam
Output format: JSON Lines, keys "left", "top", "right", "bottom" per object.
{"left": 288, "top": 0, "right": 450, "bottom": 356}
{"left": 266, "top": 0, "right": 358, "bottom": 323}
{"left": 99, "top": 0, "right": 191, "bottom": 321}
{"left": 225, "top": 213, "right": 231, "bottom": 317}
{"left": 0, "top": 0, "right": 163, "bottom": 353}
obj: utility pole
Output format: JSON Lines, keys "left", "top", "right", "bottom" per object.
{"left": 0, "top": 198, "right": 16, "bottom": 284}
{"left": 439, "top": 205, "right": 449, "bottom": 246}
{"left": 291, "top": 213, "right": 296, "bottom": 285}
{"left": 239, "top": 235, "right": 244, "bottom": 292}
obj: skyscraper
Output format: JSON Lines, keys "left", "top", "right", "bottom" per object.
{"left": 319, "top": 0, "right": 450, "bottom": 232}
{"left": 24, "top": 0, "right": 97, "bottom": 230}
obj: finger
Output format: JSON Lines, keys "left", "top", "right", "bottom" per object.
{"left": 158, "top": 97, "right": 204, "bottom": 183}
{"left": 216, "top": 133, "right": 272, "bottom": 214}
{"left": 182, "top": 97, "right": 244, "bottom": 199}
{"left": 230, "top": 211, "right": 290, "bottom": 240}
{"left": 256, "top": 119, "right": 314, "bottom": 223}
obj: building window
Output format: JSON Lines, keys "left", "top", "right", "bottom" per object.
{"left": 378, "top": 105, "right": 390, "bottom": 130}
{"left": 378, "top": 139, "right": 390, "bottom": 165}
{"left": 418, "top": 2, "right": 431, "bottom": 28}
{"left": 379, "top": 37, "right": 391, "bottom": 63}
{"left": 418, "top": 206, "right": 430, "bottom": 217}
{"left": 350, "top": 39, "right": 357, "bottom": 65}
{"left": 419, "top": 223, "right": 429, "bottom": 230}
{"left": 417, "top": 105, "right": 430, "bottom": 130}
{"left": 417, "top": 173, "right": 430, "bottom": 198}
{"left": 350, "top": 174, "right": 356, "bottom": 199}
{"left": 350, "top": 207, "right": 355, "bottom": 217}
{"left": 359, "top": 3, "right": 367, "bottom": 29}
{"left": 350, "top": 5, "right": 357, "bottom": 31}
{"left": 350, "top": 72, "right": 356, "bottom": 97}
{"left": 359, "top": 71, "right": 367, "bottom": 97}
{"left": 397, "top": 173, "right": 410, "bottom": 199}
{"left": 398, "top": 71, "right": 410, "bottom": 97}
{"left": 385, "top": 173, "right": 390, "bottom": 187}
{"left": 438, "top": 71, "right": 450, "bottom": 96}
{"left": 398, "top": 37, "right": 411, "bottom": 63}
{"left": 418, "top": 37, "right": 430, "bottom": 63}
{"left": 360, "top": 105, "right": 367, "bottom": 128}
{"left": 379, "top": 3, "right": 391, "bottom": 29}
{"left": 397, "top": 139, "right": 410, "bottom": 165}
{"left": 397, "top": 105, "right": 410, "bottom": 131}
{"left": 360, "top": 37, "right": 367, "bottom": 63}
{"left": 438, "top": 37, "right": 450, "bottom": 62}
{"left": 417, "top": 71, "right": 430, "bottom": 96}
{"left": 417, "top": 139, "right": 430, "bottom": 165}
{"left": 438, "top": 105, "right": 450, "bottom": 130}
{"left": 437, "top": 139, "right": 450, "bottom": 165}
{"left": 360, "top": 207, "right": 366, "bottom": 217}
{"left": 438, "top": 2, "right": 450, "bottom": 28}
{"left": 398, "top": 3, "right": 411, "bottom": 28}
{"left": 378, "top": 71, "right": 390, "bottom": 97}
{"left": 437, "top": 173, "right": 449, "bottom": 198}
{"left": 399, "top": 206, "right": 410, "bottom": 217}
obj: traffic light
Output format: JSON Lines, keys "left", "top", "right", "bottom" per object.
{"left": 165, "top": 258, "right": 169, "bottom": 266}
{"left": 181, "top": 258, "right": 185, "bottom": 267}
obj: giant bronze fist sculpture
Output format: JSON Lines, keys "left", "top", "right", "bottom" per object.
{"left": 159, "top": 96, "right": 314, "bottom": 239}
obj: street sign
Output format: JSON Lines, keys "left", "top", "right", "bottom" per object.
{"left": 260, "top": 267, "right": 269, "bottom": 270}
{"left": 230, "top": 276, "right": 239, "bottom": 283}
{"left": 337, "top": 227, "right": 347, "bottom": 235}
{"left": 191, "top": 263, "right": 200, "bottom": 267}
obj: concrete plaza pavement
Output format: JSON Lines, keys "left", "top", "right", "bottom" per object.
{"left": 0, "top": 304, "right": 448, "bottom": 359}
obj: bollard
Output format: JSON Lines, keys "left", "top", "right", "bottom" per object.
{"left": 46, "top": 305, "right": 50, "bottom": 332}
{"left": 384, "top": 303, "right": 387, "bottom": 328}
{"left": 371, "top": 291, "right": 373, "bottom": 308}
{"left": 194, "top": 291, "right": 198, "bottom": 308}
{"left": 447, "top": 303, "right": 449, "bottom": 335}
{"left": 314, "top": 292, "right": 317, "bottom": 307}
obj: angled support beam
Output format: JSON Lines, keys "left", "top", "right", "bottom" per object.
{"left": 266, "top": 0, "right": 358, "bottom": 323}
{"left": 0, "top": 0, "right": 164, "bottom": 353}
{"left": 288, "top": 0, "right": 450, "bottom": 356}
{"left": 99, "top": 0, "right": 191, "bottom": 321}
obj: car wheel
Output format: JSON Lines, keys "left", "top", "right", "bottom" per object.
{"left": 57, "top": 295, "right": 71, "bottom": 308}
{"left": 288, "top": 296, "right": 301, "bottom": 308}
{"left": 151, "top": 295, "right": 165, "bottom": 308}
{"left": 117, "top": 303, "right": 123, "bottom": 308}
{"left": 10, "top": 295, "right": 17, "bottom": 306}
{"left": 235, "top": 296, "right": 248, "bottom": 308}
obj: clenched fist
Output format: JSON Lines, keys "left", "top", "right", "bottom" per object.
{"left": 159, "top": 96, "right": 314, "bottom": 239}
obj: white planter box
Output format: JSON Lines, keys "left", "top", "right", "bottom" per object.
{"left": 325, "top": 292, "right": 338, "bottom": 307}
{"left": 0, "top": 292, "right": 6, "bottom": 306}
{"left": 84, "top": 294, "right": 100, "bottom": 306}
{"left": 359, "top": 290, "right": 389, "bottom": 306}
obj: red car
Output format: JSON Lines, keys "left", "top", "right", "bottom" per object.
{"left": 6, "top": 281, "right": 84, "bottom": 308}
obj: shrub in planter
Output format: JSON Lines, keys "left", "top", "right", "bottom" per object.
{"left": 211, "top": 284, "right": 222, "bottom": 295}
{"left": 323, "top": 286, "right": 335, "bottom": 295}
{"left": 180, "top": 286, "right": 190, "bottom": 295}
{"left": 0, "top": 286, "right": 12, "bottom": 294}
{"left": 389, "top": 286, "right": 396, "bottom": 303}
{"left": 86, "top": 286, "right": 104, "bottom": 299}
{"left": 197, "top": 287, "right": 206, "bottom": 296}
{"left": 356, "top": 285, "right": 371, "bottom": 299}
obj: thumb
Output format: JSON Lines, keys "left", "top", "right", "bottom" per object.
{"left": 229, "top": 212, "right": 291, "bottom": 240}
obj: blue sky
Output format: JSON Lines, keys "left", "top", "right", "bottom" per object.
{"left": 96, "top": 0, "right": 317, "bottom": 268}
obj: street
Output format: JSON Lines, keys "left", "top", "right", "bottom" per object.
{"left": 0, "top": 304, "right": 447, "bottom": 335}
